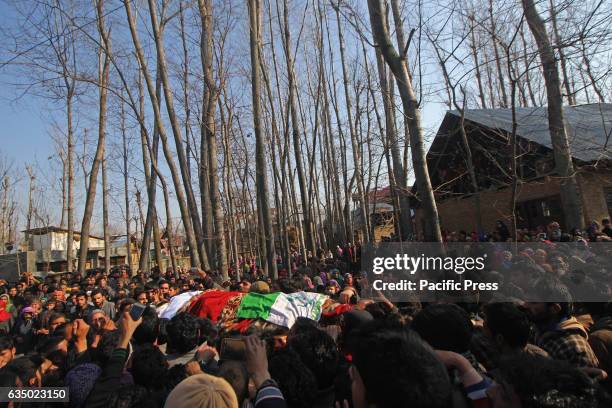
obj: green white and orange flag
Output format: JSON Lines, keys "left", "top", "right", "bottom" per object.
{"left": 236, "top": 291, "right": 328, "bottom": 328}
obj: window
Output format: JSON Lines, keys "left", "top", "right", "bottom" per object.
{"left": 541, "top": 201, "right": 551, "bottom": 217}
{"left": 605, "top": 187, "right": 612, "bottom": 213}
{"left": 516, "top": 195, "right": 563, "bottom": 229}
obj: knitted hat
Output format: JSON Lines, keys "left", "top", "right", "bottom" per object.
{"left": 164, "top": 373, "right": 238, "bottom": 408}
{"left": 249, "top": 281, "right": 270, "bottom": 294}
{"left": 65, "top": 363, "right": 102, "bottom": 408}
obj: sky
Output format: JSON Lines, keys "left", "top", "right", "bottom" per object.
{"left": 0, "top": 98, "right": 53, "bottom": 168}
{"left": 0, "top": 0, "right": 57, "bottom": 202}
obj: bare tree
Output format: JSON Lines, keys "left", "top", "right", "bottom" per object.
{"left": 377, "top": 0, "right": 413, "bottom": 239}
{"left": 77, "top": 0, "right": 110, "bottom": 275}
{"left": 145, "top": 0, "right": 210, "bottom": 269}
{"left": 124, "top": 0, "right": 202, "bottom": 268}
{"left": 137, "top": 68, "right": 163, "bottom": 273}
{"left": 522, "top": 0, "right": 584, "bottom": 230}
{"left": 548, "top": 0, "right": 575, "bottom": 105}
{"left": 101, "top": 151, "right": 110, "bottom": 274}
{"left": 198, "top": 0, "right": 228, "bottom": 278}
{"left": 281, "top": 0, "right": 317, "bottom": 256}
{"left": 367, "top": 0, "right": 442, "bottom": 242}
{"left": 120, "top": 98, "right": 133, "bottom": 273}
{"left": 333, "top": 1, "right": 371, "bottom": 243}
{"left": 248, "top": 0, "right": 277, "bottom": 278}
{"left": 25, "top": 166, "right": 35, "bottom": 244}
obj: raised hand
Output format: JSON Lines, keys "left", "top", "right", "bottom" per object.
{"left": 245, "top": 336, "right": 271, "bottom": 389}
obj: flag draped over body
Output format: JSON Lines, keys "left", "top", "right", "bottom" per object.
{"left": 184, "top": 290, "right": 328, "bottom": 329}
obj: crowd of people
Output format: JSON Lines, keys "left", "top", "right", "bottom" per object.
{"left": 0, "top": 219, "right": 610, "bottom": 407}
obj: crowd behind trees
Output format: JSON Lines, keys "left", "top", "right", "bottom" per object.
{"left": 1, "top": 0, "right": 610, "bottom": 282}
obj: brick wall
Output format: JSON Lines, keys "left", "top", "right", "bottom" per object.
{"left": 414, "top": 169, "right": 612, "bottom": 234}
{"left": 578, "top": 170, "right": 612, "bottom": 224}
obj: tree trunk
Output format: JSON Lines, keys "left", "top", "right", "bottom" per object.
{"left": 376, "top": 0, "right": 413, "bottom": 240}
{"left": 519, "top": 26, "right": 538, "bottom": 107}
{"left": 124, "top": 0, "right": 202, "bottom": 268}
{"left": 522, "top": 0, "right": 584, "bottom": 230}
{"left": 365, "top": 42, "right": 403, "bottom": 241}
{"left": 66, "top": 91, "right": 75, "bottom": 273}
{"left": 220, "top": 98, "right": 241, "bottom": 276}
{"left": 101, "top": 154, "right": 110, "bottom": 274}
{"left": 179, "top": 1, "right": 193, "bottom": 180}
{"left": 488, "top": 0, "right": 508, "bottom": 107}
{"left": 319, "top": 31, "right": 345, "bottom": 242}
{"left": 135, "top": 189, "right": 144, "bottom": 262}
{"left": 77, "top": 2, "right": 109, "bottom": 275}
{"left": 248, "top": 0, "right": 277, "bottom": 278}
{"left": 137, "top": 67, "right": 159, "bottom": 272}
{"left": 60, "top": 153, "right": 67, "bottom": 228}
{"left": 367, "top": 0, "right": 442, "bottom": 242}
{"left": 323, "top": 10, "right": 353, "bottom": 242}
{"left": 334, "top": 2, "right": 370, "bottom": 243}
{"left": 198, "top": 0, "right": 228, "bottom": 278}
{"left": 145, "top": 0, "right": 209, "bottom": 269}
{"left": 121, "top": 100, "right": 133, "bottom": 273}
{"left": 25, "top": 167, "right": 34, "bottom": 245}
{"left": 141, "top": 85, "right": 164, "bottom": 271}
{"left": 468, "top": 15, "right": 487, "bottom": 108}
{"left": 506, "top": 44, "right": 520, "bottom": 241}
{"left": 548, "top": 0, "right": 574, "bottom": 105}
{"left": 259, "top": 46, "right": 291, "bottom": 270}
{"left": 199, "top": 72, "right": 214, "bottom": 265}
{"left": 281, "top": 0, "right": 316, "bottom": 256}
{"left": 375, "top": 45, "right": 413, "bottom": 239}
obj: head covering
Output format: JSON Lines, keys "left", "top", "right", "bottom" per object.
{"left": 0, "top": 301, "right": 11, "bottom": 322}
{"left": 21, "top": 306, "right": 35, "bottom": 315}
{"left": 0, "top": 294, "right": 13, "bottom": 312}
{"left": 249, "top": 281, "right": 270, "bottom": 294}
{"left": 164, "top": 373, "right": 238, "bottom": 408}
{"left": 319, "top": 271, "right": 328, "bottom": 286}
{"left": 65, "top": 363, "right": 102, "bottom": 408}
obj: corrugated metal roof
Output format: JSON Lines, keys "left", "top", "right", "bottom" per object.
{"left": 448, "top": 103, "right": 612, "bottom": 162}
{"left": 22, "top": 226, "right": 104, "bottom": 241}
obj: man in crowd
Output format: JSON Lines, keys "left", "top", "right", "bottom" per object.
{"left": 91, "top": 289, "right": 115, "bottom": 321}
{"left": 71, "top": 291, "right": 95, "bottom": 321}
{"left": 525, "top": 278, "right": 599, "bottom": 368}
{"left": 0, "top": 335, "right": 16, "bottom": 369}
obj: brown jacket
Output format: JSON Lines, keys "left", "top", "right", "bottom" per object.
{"left": 589, "top": 317, "right": 612, "bottom": 374}
{"left": 538, "top": 316, "right": 599, "bottom": 368}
